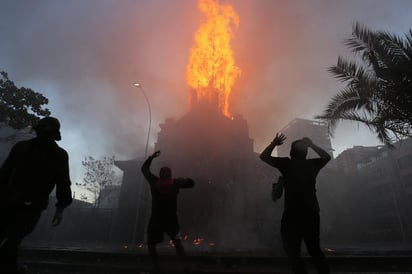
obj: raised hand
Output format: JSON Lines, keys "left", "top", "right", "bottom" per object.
{"left": 151, "top": 150, "right": 161, "bottom": 158}
{"left": 272, "top": 133, "right": 286, "bottom": 146}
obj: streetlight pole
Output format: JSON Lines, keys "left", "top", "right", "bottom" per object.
{"left": 132, "top": 83, "right": 152, "bottom": 244}
{"left": 133, "top": 83, "right": 152, "bottom": 158}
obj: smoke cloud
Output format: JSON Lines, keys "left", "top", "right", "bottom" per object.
{"left": 1, "top": 0, "right": 411, "bottom": 184}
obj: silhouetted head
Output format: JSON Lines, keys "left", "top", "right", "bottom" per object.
{"left": 33, "top": 117, "right": 61, "bottom": 141}
{"left": 290, "top": 140, "right": 308, "bottom": 159}
{"left": 159, "top": 166, "right": 172, "bottom": 180}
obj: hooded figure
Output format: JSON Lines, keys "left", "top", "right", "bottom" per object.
{"left": 0, "top": 116, "right": 72, "bottom": 274}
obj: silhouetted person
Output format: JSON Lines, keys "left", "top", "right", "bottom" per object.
{"left": 260, "top": 133, "right": 331, "bottom": 274}
{"left": 0, "top": 117, "right": 72, "bottom": 274}
{"left": 141, "top": 150, "right": 194, "bottom": 272}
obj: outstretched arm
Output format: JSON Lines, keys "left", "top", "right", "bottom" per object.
{"left": 176, "top": 178, "right": 195, "bottom": 189}
{"left": 260, "top": 133, "right": 286, "bottom": 166}
{"left": 302, "top": 137, "right": 331, "bottom": 162}
{"left": 141, "top": 150, "right": 160, "bottom": 183}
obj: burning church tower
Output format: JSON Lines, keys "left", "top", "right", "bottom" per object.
{"left": 116, "top": 0, "right": 280, "bottom": 248}
{"left": 156, "top": 0, "right": 248, "bottom": 190}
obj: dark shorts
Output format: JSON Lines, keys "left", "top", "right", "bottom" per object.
{"left": 147, "top": 215, "right": 180, "bottom": 245}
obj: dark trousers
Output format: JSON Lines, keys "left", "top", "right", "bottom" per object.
{"left": 281, "top": 211, "right": 330, "bottom": 274}
{"left": 0, "top": 205, "right": 42, "bottom": 274}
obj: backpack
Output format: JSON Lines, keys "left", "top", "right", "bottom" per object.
{"left": 272, "top": 176, "right": 284, "bottom": 203}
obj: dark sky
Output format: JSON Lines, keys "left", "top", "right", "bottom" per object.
{"left": 1, "top": 0, "right": 411, "bottom": 190}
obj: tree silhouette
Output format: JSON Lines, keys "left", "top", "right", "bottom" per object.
{"left": 0, "top": 71, "right": 50, "bottom": 130}
{"left": 77, "top": 156, "right": 116, "bottom": 208}
{"left": 317, "top": 22, "right": 412, "bottom": 145}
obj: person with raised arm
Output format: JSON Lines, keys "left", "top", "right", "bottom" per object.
{"left": 141, "top": 150, "right": 194, "bottom": 272}
{"left": 260, "top": 133, "right": 331, "bottom": 274}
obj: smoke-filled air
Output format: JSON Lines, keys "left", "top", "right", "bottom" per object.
{"left": 1, "top": 0, "right": 412, "bottom": 264}
{"left": 1, "top": 0, "right": 410, "bottom": 174}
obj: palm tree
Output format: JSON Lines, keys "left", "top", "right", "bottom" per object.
{"left": 317, "top": 22, "right": 412, "bottom": 145}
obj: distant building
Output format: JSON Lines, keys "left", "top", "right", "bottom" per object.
{"left": 334, "top": 145, "right": 382, "bottom": 174}
{"left": 277, "top": 118, "right": 334, "bottom": 158}
{"left": 358, "top": 139, "right": 412, "bottom": 242}
{"left": 113, "top": 101, "right": 282, "bottom": 249}
{"left": 331, "top": 138, "right": 412, "bottom": 244}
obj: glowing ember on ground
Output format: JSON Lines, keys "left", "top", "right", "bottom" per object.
{"left": 192, "top": 237, "right": 205, "bottom": 245}
{"left": 186, "top": 0, "right": 241, "bottom": 117}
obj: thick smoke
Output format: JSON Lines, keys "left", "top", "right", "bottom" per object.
{"left": 1, "top": 0, "right": 411, "bottom": 182}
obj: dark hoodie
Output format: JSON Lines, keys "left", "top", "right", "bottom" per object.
{"left": 0, "top": 137, "right": 72, "bottom": 210}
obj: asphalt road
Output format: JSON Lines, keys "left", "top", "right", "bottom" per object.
{"left": 19, "top": 247, "right": 412, "bottom": 274}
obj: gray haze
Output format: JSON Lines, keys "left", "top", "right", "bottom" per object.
{"left": 1, "top": 0, "right": 411, "bottom": 192}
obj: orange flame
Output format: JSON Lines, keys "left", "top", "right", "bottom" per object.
{"left": 186, "top": 0, "right": 241, "bottom": 117}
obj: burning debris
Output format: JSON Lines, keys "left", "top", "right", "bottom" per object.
{"left": 192, "top": 237, "right": 205, "bottom": 246}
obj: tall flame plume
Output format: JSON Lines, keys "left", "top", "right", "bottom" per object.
{"left": 186, "top": 0, "right": 241, "bottom": 117}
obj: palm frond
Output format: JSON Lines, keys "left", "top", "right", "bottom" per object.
{"left": 328, "top": 57, "right": 357, "bottom": 82}
{"left": 340, "top": 112, "right": 394, "bottom": 145}
{"left": 319, "top": 23, "right": 412, "bottom": 146}
{"left": 406, "top": 29, "right": 412, "bottom": 50}
{"left": 329, "top": 57, "right": 372, "bottom": 86}
{"left": 369, "top": 116, "right": 396, "bottom": 146}
{"left": 378, "top": 31, "right": 410, "bottom": 64}
{"left": 345, "top": 22, "right": 374, "bottom": 53}
{"left": 346, "top": 23, "right": 400, "bottom": 76}
{"left": 316, "top": 87, "right": 373, "bottom": 130}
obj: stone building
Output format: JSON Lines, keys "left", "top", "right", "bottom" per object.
{"left": 329, "top": 138, "right": 412, "bottom": 245}
{"left": 114, "top": 102, "right": 281, "bottom": 249}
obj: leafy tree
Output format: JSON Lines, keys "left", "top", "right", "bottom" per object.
{"left": 317, "top": 22, "right": 412, "bottom": 145}
{"left": 77, "top": 156, "right": 116, "bottom": 208}
{"left": 0, "top": 71, "right": 51, "bottom": 130}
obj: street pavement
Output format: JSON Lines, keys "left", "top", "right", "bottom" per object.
{"left": 19, "top": 245, "right": 412, "bottom": 274}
